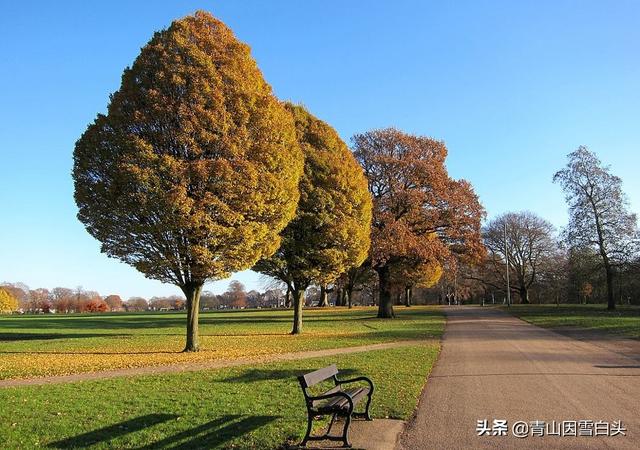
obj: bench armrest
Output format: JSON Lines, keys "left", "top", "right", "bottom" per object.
{"left": 335, "top": 376, "right": 374, "bottom": 391}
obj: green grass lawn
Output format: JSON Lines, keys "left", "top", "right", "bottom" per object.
{"left": 0, "top": 343, "right": 439, "bottom": 450}
{"left": 504, "top": 304, "right": 640, "bottom": 339}
{"left": 0, "top": 306, "right": 444, "bottom": 379}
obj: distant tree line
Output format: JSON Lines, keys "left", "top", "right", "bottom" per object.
{"left": 0, "top": 280, "right": 291, "bottom": 314}
{"left": 397, "top": 147, "right": 640, "bottom": 308}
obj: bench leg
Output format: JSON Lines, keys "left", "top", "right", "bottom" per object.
{"left": 326, "top": 412, "right": 338, "bottom": 436}
{"left": 342, "top": 413, "right": 352, "bottom": 448}
{"left": 364, "top": 392, "right": 373, "bottom": 421}
{"left": 301, "top": 412, "right": 313, "bottom": 447}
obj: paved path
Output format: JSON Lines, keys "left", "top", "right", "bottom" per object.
{"left": 0, "top": 339, "right": 432, "bottom": 388}
{"left": 398, "top": 306, "right": 640, "bottom": 449}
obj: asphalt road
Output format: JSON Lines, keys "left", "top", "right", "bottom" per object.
{"left": 398, "top": 306, "right": 640, "bottom": 449}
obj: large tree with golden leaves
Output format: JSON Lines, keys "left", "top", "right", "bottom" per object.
{"left": 353, "top": 128, "right": 484, "bottom": 318}
{"left": 73, "top": 11, "right": 303, "bottom": 351}
{"left": 254, "top": 104, "right": 372, "bottom": 334}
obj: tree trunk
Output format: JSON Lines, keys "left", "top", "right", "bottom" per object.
{"left": 404, "top": 286, "right": 412, "bottom": 307}
{"left": 605, "top": 264, "right": 615, "bottom": 310}
{"left": 337, "top": 287, "right": 347, "bottom": 307}
{"left": 346, "top": 288, "right": 352, "bottom": 309}
{"left": 318, "top": 284, "right": 329, "bottom": 307}
{"left": 519, "top": 287, "right": 530, "bottom": 304}
{"left": 181, "top": 282, "right": 203, "bottom": 352}
{"left": 291, "top": 289, "right": 305, "bottom": 334}
{"left": 285, "top": 284, "right": 292, "bottom": 308}
{"left": 376, "top": 266, "right": 395, "bottom": 318}
{"left": 340, "top": 289, "right": 347, "bottom": 307}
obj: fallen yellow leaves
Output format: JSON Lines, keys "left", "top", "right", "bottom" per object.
{"left": 0, "top": 331, "right": 361, "bottom": 380}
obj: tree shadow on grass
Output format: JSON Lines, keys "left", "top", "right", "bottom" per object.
{"left": 47, "top": 413, "right": 177, "bottom": 448}
{"left": 0, "top": 333, "right": 131, "bottom": 342}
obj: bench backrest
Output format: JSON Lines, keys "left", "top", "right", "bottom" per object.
{"left": 299, "top": 364, "right": 338, "bottom": 388}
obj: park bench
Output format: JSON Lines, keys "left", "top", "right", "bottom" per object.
{"left": 297, "top": 364, "right": 374, "bottom": 448}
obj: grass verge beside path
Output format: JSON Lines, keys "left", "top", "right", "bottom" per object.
{"left": 0, "top": 306, "right": 443, "bottom": 380}
{"left": 503, "top": 304, "right": 640, "bottom": 339}
{"left": 0, "top": 343, "right": 439, "bottom": 450}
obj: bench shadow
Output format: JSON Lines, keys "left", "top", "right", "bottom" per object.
{"left": 134, "top": 414, "right": 280, "bottom": 449}
{"left": 47, "top": 414, "right": 280, "bottom": 449}
{"left": 47, "top": 413, "right": 177, "bottom": 448}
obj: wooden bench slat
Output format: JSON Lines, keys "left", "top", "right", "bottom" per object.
{"left": 301, "top": 363, "right": 338, "bottom": 387}
{"left": 311, "top": 387, "right": 370, "bottom": 411}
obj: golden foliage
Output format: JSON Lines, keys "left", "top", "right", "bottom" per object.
{"left": 390, "top": 260, "right": 443, "bottom": 290}
{"left": 73, "top": 11, "right": 303, "bottom": 287}
{"left": 0, "top": 288, "right": 19, "bottom": 313}
{"left": 255, "top": 104, "right": 372, "bottom": 289}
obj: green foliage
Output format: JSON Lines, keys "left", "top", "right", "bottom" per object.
{"left": 73, "top": 11, "right": 303, "bottom": 287}
{"left": 0, "top": 288, "right": 18, "bottom": 313}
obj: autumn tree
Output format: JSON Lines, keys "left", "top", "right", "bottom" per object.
{"left": 1, "top": 283, "right": 28, "bottom": 311}
{"left": 483, "top": 212, "right": 557, "bottom": 304}
{"left": 200, "top": 291, "right": 220, "bottom": 310}
{"left": 353, "top": 128, "right": 484, "bottom": 318}
{"left": 254, "top": 104, "right": 372, "bottom": 334}
{"left": 225, "top": 280, "right": 247, "bottom": 309}
{"left": 73, "top": 11, "right": 303, "bottom": 351}
{"left": 29, "top": 288, "right": 51, "bottom": 313}
{"left": 0, "top": 288, "right": 19, "bottom": 313}
{"left": 554, "top": 146, "right": 639, "bottom": 310}
{"left": 390, "top": 260, "right": 442, "bottom": 307}
{"left": 126, "top": 297, "right": 149, "bottom": 312}
{"left": 340, "top": 264, "right": 377, "bottom": 308}
{"left": 104, "top": 295, "right": 124, "bottom": 311}
{"left": 85, "top": 298, "right": 109, "bottom": 313}
{"left": 52, "top": 287, "right": 74, "bottom": 313}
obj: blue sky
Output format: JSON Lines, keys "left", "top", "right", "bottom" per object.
{"left": 1, "top": 0, "right": 639, "bottom": 299}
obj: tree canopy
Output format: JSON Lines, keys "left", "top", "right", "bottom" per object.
{"left": 254, "top": 103, "right": 372, "bottom": 333}
{"left": 554, "top": 146, "right": 639, "bottom": 310}
{"left": 73, "top": 11, "right": 303, "bottom": 350}
{"left": 353, "top": 128, "right": 484, "bottom": 317}
{"left": 483, "top": 211, "right": 557, "bottom": 304}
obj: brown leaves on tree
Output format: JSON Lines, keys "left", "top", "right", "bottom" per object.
{"left": 353, "top": 128, "right": 484, "bottom": 317}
